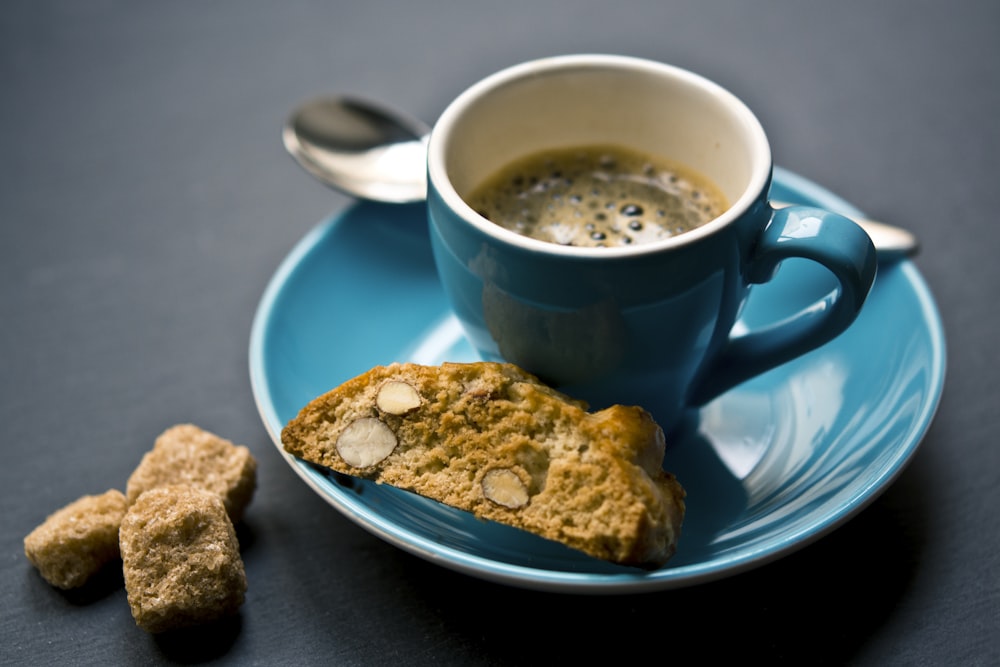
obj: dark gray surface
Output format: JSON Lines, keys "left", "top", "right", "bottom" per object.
{"left": 2, "top": 1, "right": 997, "bottom": 664}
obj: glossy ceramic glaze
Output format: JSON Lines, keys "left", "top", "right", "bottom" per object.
{"left": 249, "top": 168, "right": 945, "bottom": 593}
{"left": 427, "top": 55, "right": 878, "bottom": 427}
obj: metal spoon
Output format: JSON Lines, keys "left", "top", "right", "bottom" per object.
{"left": 283, "top": 96, "right": 430, "bottom": 204}
{"left": 283, "top": 95, "right": 919, "bottom": 259}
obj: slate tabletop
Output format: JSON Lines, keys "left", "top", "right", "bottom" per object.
{"left": 3, "top": 1, "right": 998, "bottom": 664}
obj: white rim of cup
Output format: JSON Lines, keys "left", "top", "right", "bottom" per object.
{"left": 428, "top": 54, "right": 772, "bottom": 258}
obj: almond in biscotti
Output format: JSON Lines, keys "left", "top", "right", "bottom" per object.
{"left": 481, "top": 468, "right": 530, "bottom": 509}
{"left": 335, "top": 417, "right": 398, "bottom": 468}
{"left": 375, "top": 380, "right": 422, "bottom": 415}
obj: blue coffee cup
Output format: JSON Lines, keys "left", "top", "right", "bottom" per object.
{"left": 427, "top": 54, "right": 877, "bottom": 428}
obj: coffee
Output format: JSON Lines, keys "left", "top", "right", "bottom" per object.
{"left": 465, "top": 144, "right": 728, "bottom": 247}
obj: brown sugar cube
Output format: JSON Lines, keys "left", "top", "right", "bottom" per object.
{"left": 126, "top": 424, "right": 257, "bottom": 522}
{"left": 120, "top": 485, "right": 247, "bottom": 633}
{"left": 23, "top": 489, "right": 128, "bottom": 589}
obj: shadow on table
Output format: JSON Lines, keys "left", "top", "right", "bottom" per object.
{"left": 153, "top": 614, "right": 242, "bottom": 662}
{"left": 50, "top": 562, "right": 124, "bottom": 607}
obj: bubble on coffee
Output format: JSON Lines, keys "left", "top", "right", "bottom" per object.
{"left": 466, "top": 144, "right": 729, "bottom": 248}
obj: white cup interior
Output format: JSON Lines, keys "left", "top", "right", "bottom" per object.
{"left": 431, "top": 55, "right": 771, "bottom": 244}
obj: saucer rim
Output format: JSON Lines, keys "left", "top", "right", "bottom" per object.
{"left": 249, "top": 166, "right": 946, "bottom": 593}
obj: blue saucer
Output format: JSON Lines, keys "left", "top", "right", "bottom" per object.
{"left": 249, "top": 167, "right": 945, "bottom": 593}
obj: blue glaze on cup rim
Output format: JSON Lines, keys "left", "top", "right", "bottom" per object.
{"left": 427, "top": 54, "right": 773, "bottom": 259}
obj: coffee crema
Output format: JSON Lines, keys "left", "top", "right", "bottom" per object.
{"left": 465, "top": 144, "right": 729, "bottom": 248}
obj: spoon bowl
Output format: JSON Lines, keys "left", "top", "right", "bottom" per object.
{"left": 283, "top": 95, "right": 918, "bottom": 259}
{"left": 283, "top": 96, "right": 430, "bottom": 203}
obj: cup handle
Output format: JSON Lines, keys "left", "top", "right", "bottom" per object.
{"left": 687, "top": 205, "right": 878, "bottom": 406}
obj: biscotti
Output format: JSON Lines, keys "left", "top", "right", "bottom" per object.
{"left": 120, "top": 485, "right": 247, "bottom": 633}
{"left": 281, "top": 361, "right": 685, "bottom": 567}
{"left": 23, "top": 489, "right": 128, "bottom": 589}
{"left": 126, "top": 423, "right": 257, "bottom": 522}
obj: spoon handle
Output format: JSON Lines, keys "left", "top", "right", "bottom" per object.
{"left": 772, "top": 201, "right": 919, "bottom": 260}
